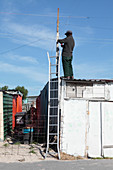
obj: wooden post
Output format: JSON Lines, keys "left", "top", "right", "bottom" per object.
{"left": 57, "top": 8, "right": 59, "bottom": 36}
{"left": 56, "top": 8, "right": 59, "bottom": 76}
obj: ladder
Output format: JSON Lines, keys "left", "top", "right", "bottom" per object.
{"left": 45, "top": 52, "right": 61, "bottom": 159}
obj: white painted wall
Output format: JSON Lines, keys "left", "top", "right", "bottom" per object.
{"left": 102, "top": 102, "right": 113, "bottom": 157}
{"left": 88, "top": 102, "right": 101, "bottom": 157}
{"left": 106, "top": 84, "right": 113, "bottom": 101}
{"left": 93, "top": 84, "right": 105, "bottom": 98}
{"left": 61, "top": 98, "right": 113, "bottom": 157}
{"left": 0, "top": 92, "right": 4, "bottom": 142}
{"left": 65, "top": 80, "right": 113, "bottom": 101}
{"left": 61, "top": 99, "right": 86, "bottom": 156}
{"left": 59, "top": 80, "right": 113, "bottom": 157}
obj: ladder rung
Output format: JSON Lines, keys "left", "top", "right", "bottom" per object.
{"left": 50, "top": 98, "right": 58, "bottom": 100}
{"left": 49, "top": 56, "right": 57, "bottom": 58}
{"left": 49, "top": 124, "right": 58, "bottom": 126}
{"left": 50, "top": 115, "right": 58, "bottom": 117}
{"left": 50, "top": 80, "right": 58, "bottom": 82}
{"left": 50, "top": 106, "right": 58, "bottom": 108}
{"left": 49, "top": 133, "right": 57, "bottom": 135}
{"left": 50, "top": 73, "right": 58, "bottom": 75}
{"left": 50, "top": 89, "right": 58, "bottom": 91}
{"left": 51, "top": 64, "right": 58, "bottom": 66}
{"left": 49, "top": 143, "right": 57, "bottom": 145}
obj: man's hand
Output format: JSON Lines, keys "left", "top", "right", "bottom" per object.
{"left": 61, "top": 44, "right": 64, "bottom": 47}
{"left": 57, "top": 40, "right": 59, "bottom": 44}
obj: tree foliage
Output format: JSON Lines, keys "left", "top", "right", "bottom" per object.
{"left": 0, "top": 86, "right": 8, "bottom": 91}
{"left": 15, "top": 86, "right": 28, "bottom": 100}
{"left": 0, "top": 85, "right": 28, "bottom": 100}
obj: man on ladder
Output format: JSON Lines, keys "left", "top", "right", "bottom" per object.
{"left": 57, "top": 30, "right": 75, "bottom": 80}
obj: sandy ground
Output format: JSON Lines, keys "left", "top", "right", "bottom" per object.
{"left": 0, "top": 142, "right": 57, "bottom": 163}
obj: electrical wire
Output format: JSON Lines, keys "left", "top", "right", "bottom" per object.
{"left": 0, "top": 12, "right": 89, "bottom": 19}
{"left": 60, "top": 23, "right": 113, "bottom": 31}
{"left": 0, "top": 12, "right": 112, "bottom": 19}
{"left": 77, "top": 37, "right": 113, "bottom": 41}
{"left": 0, "top": 33, "right": 56, "bottom": 40}
{"left": 77, "top": 40, "right": 113, "bottom": 45}
{"left": 0, "top": 38, "right": 55, "bottom": 55}
{"left": 0, "top": 33, "right": 113, "bottom": 47}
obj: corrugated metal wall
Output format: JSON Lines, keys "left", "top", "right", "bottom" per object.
{"left": 36, "top": 83, "right": 48, "bottom": 143}
{"left": 3, "top": 93, "right": 13, "bottom": 140}
{"left": 0, "top": 92, "right": 22, "bottom": 141}
{"left": 0, "top": 92, "right": 3, "bottom": 141}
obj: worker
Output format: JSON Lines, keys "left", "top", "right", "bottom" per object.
{"left": 57, "top": 30, "right": 75, "bottom": 79}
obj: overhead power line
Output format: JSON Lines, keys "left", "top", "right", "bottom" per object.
{"left": 0, "top": 39, "right": 42, "bottom": 55}
{"left": 1, "top": 33, "right": 113, "bottom": 43}
{"left": 0, "top": 35, "right": 113, "bottom": 56}
{"left": 0, "top": 12, "right": 89, "bottom": 19}
{"left": 0, "top": 12, "right": 112, "bottom": 19}
{"left": 60, "top": 23, "right": 113, "bottom": 31}
{"left": 0, "top": 37, "right": 56, "bottom": 55}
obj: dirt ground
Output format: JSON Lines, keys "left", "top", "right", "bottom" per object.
{"left": 0, "top": 141, "right": 57, "bottom": 163}
{"left": 0, "top": 137, "right": 86, "bottom": 163}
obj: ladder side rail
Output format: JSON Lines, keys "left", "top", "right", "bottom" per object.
{"left": 57, "top": 51, "right": 61, "bottom": 159}
{"left": 45, "top": 51, "right": 61, "bottom": 159}
{"left": 45, "top": 52, "right": 51, "bottom": 158}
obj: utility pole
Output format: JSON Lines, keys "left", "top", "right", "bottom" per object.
{"left": 56, "top": 8, "right": 59, "bottom": 76}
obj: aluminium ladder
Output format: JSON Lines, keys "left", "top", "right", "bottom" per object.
{"left": 45, "top": 52, "right": 61, "bottom": 159}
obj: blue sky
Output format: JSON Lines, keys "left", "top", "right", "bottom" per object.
{"left": 0, "top": 0, "right": 113, "bottom": 96}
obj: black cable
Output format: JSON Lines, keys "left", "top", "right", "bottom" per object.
{"left": 0, "top": 38, "right": 55, "bottom": 55}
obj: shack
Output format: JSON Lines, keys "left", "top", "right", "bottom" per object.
{"left": 37, "top": 78, "right": 113, "bottom": 158}
{"left": 0, "top": 90, "right": 22, "bottom": 141}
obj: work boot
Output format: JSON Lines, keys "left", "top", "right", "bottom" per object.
{"left": 67, "top": 76, "right": 70, "bottom": 79}
{"left": 71, "top": 76, "right": 74, "bottom": 80}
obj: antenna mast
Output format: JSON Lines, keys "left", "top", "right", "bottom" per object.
{"left": 45, "top": 8, "right": 61, "bottom": 159}
{"left": 56, "top": 8, "right": 59, "bottom": 75}
{"left": 56, "top": 8, "right": 59, "bottom": 42}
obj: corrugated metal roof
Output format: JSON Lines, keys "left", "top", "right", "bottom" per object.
{"left": 60, "top": 77, "right": 113, "bottom": 84}
{"left": 27, "top": 96, "right": 38, "bottom": 98}
{"left": 0, "top": 90, "right": 23, "bottom": 96}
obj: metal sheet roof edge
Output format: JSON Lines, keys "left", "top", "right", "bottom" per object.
{"left": 60, "top": 77, "right": 113, "bottom": 83}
